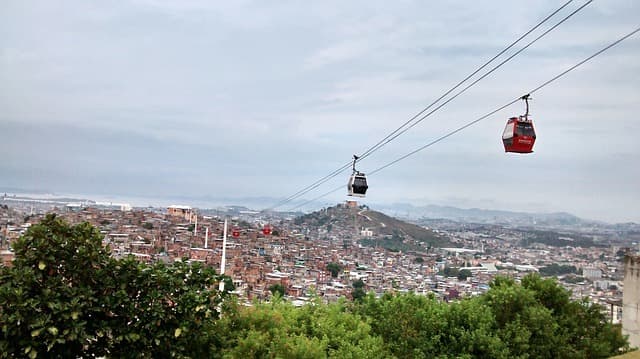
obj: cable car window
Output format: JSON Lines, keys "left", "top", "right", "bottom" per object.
{"left": 502, "top": 122, "right": 514, "bottom": 139}
{"left": 354, "top": 177, "right": 367, "bottom": 187}
{"left": 516, "top": 122, "right": 535, "bottom": 137}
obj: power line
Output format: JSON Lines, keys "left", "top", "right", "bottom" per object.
{"left": 264, "top": 1, "right": 580, "bottom": 211}
{"left": 291, "top": 25, "right": 640, "bottom": 211}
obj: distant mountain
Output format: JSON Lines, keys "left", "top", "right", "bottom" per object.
{"left": 293, "top": 204, "right": 451, "bottom": 252}
{"left": 5, "top": 187, "right": 625, "bottom": 229}
{"left": 372, "top": 203, "right": 601, "bottom": 228}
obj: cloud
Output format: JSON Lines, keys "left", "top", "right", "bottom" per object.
{"left": 1, "top": 0, "right": 639, "bottom": 222}
{"left": 304, "top": 40, "right": 372, "bottom": 69}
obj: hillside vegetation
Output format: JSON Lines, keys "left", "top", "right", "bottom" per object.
{"left": 362, "top": 209, "right": 449, "bottom": 247}
{"left": 519, "top": 228, "right": 602, "bottom": 248}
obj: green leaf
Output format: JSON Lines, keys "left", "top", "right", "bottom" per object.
{"left": 47, "top": 326, "right": 58, "bottom": 336}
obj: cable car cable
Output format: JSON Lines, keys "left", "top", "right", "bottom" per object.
{"left": 289, "top": 184, "right": 344, "bottom": 211}
{"left": 369, "top": 24, "right": 640, "bottom": 176}
{"left": 264, "top": 161, "right": 352, "bottom": 211}
{"left": 289, "top": 25, "right": 640, "bottom": 210}
{"left": 285, "top": 0, "right": 591, "bottom": 210}
{"left": 357, "top": 0, "right": 592, "bottom": 163}
{"left": 356, "top": 0, "right": 576, "bottom": 163}
{"left": 524, "top": 26, "right": 639, "bottom": 97}
{"left": 265, "top": 1, "right": 581, "bottom": 211}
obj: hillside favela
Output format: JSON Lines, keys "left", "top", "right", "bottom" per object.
{"left": 2, "top": 1, "right": 640, "bottom": 358}
{"left": 1, "top": 194, "right": 640, "bottom": 357}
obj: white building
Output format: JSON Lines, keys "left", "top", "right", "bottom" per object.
{"left": 582, "top": 267, "right": 603, "bottom": 280}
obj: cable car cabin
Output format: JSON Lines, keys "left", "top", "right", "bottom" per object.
{"left": 347, "top": 173, "right": 368, "bottom": 198}
{"left": 502, "top": 117, "right": 536, "bottom": 153}
{"left": 262, "top": 226, "right": 271, "bottom": 236}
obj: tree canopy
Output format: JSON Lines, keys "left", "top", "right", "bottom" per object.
{"left": 326, "top": 262, "right": 342, "bottom": 278}
{"left": 269, "top": 283, "right": 286, "bottom": 297}
{"left": 0, "top": 214, "right": 229, "bottom": 358}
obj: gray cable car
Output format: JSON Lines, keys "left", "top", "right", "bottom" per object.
{"left": 347, "top": 155, "right": 368, "bottom": 197}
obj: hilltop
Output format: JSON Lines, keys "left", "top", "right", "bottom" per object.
{"left": 293, "top": 203, "right": 450, "bottom": 252}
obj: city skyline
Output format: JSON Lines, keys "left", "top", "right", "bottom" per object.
{"left": 1, "top": 1, "right": 639, "bottom": 222}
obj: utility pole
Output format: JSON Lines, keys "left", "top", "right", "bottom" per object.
{"left": 193, "top": 214, "right": 198, "bottom": 236}
{"left": 219, "top": 219, "right": 228, "bottom": 292}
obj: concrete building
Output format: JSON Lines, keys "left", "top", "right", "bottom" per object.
{"left": 167, "top": 205, "right": 195, "bottom": 221}
{"left": 583, "top": 266, "right": 603, "bottom": 280}
{"left": 622, "top": 255, "right": 640, "bottom": 349}
{"left": 360, "top": 228, "right": 373, "bottom": 238}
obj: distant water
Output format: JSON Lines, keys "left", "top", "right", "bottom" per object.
{"left": 3, "top": 190, "right": 227, "bottom": 210}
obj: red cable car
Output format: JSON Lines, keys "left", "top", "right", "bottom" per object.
{"left": 232, "top": 228, "right": 240, "bottom": 238}
{"left": 502, "top": 94, "right": 536, "bottom": 154}
{"left": 262, "top": 225, "right": 271, "bottom": 236}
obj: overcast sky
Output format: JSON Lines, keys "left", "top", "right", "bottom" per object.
{"left": 1, "top": 1, "right": 639, "bottom": 222}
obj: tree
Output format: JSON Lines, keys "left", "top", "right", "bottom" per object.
{"left": 439, "top": 266, "right": 459, "bottom": 278}
{"left": 355, "top": 292, "right": 507, "bottom": 358}
{"left": 539, "top": 263, "right": 577, "bottom": 276}
{"left": 0, "top": 214, "right": 229, "bottom": 358}
{"left": 352, "top": 279, "right": 366, "bottom": 301}
{"left": 0, "top": 214, "right": 114, "bottom": 358}
{"left": 214, "top": 297, "right": 387, "bottom": 358}
{"left": 326, "top": 262, "right": 342, "bottom": 278}
{"left": 484, "top": 274, "right": 629, "bottom": 358}
{"left": 353, "top": 276, "right": 629, "bottom": 358}
{"left": 457, "top": 269, "right": 472, "bottom": 281}
{"left": 269, "top": 283, "right": 286, "bottom": 297}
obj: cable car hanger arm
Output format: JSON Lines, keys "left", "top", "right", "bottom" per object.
{"left": 352, "top": 154, "right": 360, "bottom": 174}
{"left": 521, "top": 94, "right": 531, "bottom": 120}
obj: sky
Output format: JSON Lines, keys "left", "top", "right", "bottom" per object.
{"left": 1, "top": 0, "right": 639, "bottom": 223}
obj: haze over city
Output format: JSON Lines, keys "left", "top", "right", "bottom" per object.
{"left": 1, "top": 0, "right": 639, "bottom": 222}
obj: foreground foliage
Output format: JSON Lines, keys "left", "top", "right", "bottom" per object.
{"left": 0, "top": 216, "right": 629, "bottom": 358}
{"left": 213, "top": 298, "right": 386, "bottom": 358}
{"left": 0, "top": 214, "right": 228, "bottom": 358}
{"left": 213, "top": 277, "right": 628, "bottom": 359}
